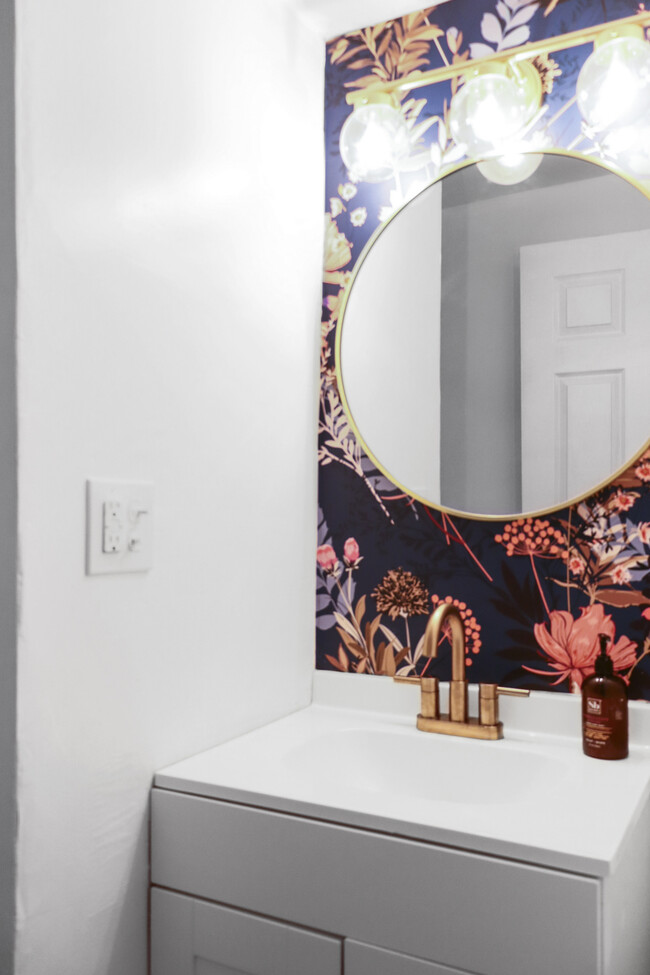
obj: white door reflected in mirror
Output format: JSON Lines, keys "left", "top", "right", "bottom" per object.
{"left": 520, "top": 229, "right": 650, "bottom": 511}
{"left": 338, "top": 153, "right": 650, "bottom": 518}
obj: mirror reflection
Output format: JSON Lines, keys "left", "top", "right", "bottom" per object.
{"left": 339, "top": 153, "right": 650, "bottom": 517}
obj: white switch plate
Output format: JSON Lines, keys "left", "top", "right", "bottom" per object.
{"left": 86, "top": 479, "right": 154, "bottom": 575}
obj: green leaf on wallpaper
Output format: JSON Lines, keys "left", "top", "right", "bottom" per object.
{"left": 354, "top": 594, "right": 367, "bottom": 626}
{"left": 334, "top": 612, "right": 359, "bottom": 641}
{"left": 395, "top": 646, "right": 411, "bottom": 666}
{"left": 508, "top": 4, "right": 538, "bottom": 30}
{"left": 376, "top": 643, "right": 396, "bottom": 676}
{"left": 376, "top": 31, "right": 393, "bottom": 59}
{"left": 410, "top": 25, "right": 445, "bottom": 40}
{"left": 364, "top": 613, "right": 382, "bottom": 647}
{"left": 335, "top": 627, "right": 364, "bottom": 659}
{"left": 379, "top": 623, "right": 404, "bottom": 652}
{"left": 481, "top": 12, "right": 503, "bottom": 43}
{"left": 333, "top": 45, "right": 367, "bottom": 65}
{"left": 344, "top": 76, "right": 383, "bottom": 90}
{"left": 317, "top": 614, "right": 336, "bottom": 631}
{"left": 595, "top": 589, "right": 650, "bottom": 609}
{"left": 409, "top": 117, "right": 439, "bottom": 141}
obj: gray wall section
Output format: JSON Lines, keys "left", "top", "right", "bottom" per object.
{"left": 0, "top": 0, "right": 17, "bottom": 967}
{"left": 440, "top": 158, "right": 650, "bottom": 515}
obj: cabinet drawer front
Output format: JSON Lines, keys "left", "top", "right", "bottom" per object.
{"left": 345, "top": 940, "right": 468, "bottom": 975}
{"left": 151, "top": 887, "right": 342, "bottom": 975}
{"left": 152, "top": 789, "right": 601, "bottom": 975}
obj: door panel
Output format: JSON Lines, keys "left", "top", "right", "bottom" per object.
{"left": 345, "top": 939, "right": 470, "bottom": 974}
{"left": 151, "top": 887, "right": 341, "bottom": 975}
{"left": 520, "top": 229, "right": 650, "bottom": 510}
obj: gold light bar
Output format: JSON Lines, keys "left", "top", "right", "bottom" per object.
{"left": 345, "top": 10, "right": 650, "bottom": 105}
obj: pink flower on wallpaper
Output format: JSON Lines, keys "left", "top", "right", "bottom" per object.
{"left": 643, "top": 608, "right": 650, "bottom": 621}
{"left": 343, "top": 537, "right": 361, "bottom": 567}
{"left": 316, "top": 544, "right": 338, "bottom": 573}
{"left": 610, "top": 564, "right": 632, "bottom": 585}
{"left": 613, "top": 491, "right": 636, "bottom": 512}
{"left": 635, "top": 459, "right": 650, "bottom": 482}
{"left": 639, "top": 523, "right": 650, "bottom": 545}
{"left": 527, "top": 603, "right": 637, "bottom": 691}
{"left": 568, "top": 556, "right": 585, "bottom": 576}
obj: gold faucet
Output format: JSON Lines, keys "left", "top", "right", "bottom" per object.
{"left": 424, "top": 603, "right": 468, "bottom": 724}
{"left": 395, "top": 603, "right": 529, "bottom": 740}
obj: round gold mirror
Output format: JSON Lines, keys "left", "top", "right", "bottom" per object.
{"left": 337, "top": 152, "right": 650, "bottom": 519}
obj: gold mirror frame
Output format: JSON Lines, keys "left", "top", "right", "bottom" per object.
{"left": 335, "top": 149, "right": 650, "bottom": 522}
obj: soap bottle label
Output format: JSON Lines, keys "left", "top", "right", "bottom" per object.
{"left": 584, "top": 697, "right": 626, "bottom": 753}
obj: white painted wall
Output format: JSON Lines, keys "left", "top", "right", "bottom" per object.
{"left": 0, "top": 0, "right": 17, "bottom": 969}
{"left": 291, "top": 0, "right": 454, "bottom": 38}
{"left": 14, "top": 1, "right": 323, "bottom": 972}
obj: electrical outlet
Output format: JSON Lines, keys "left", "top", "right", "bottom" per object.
{"left": 86, "top": 480, "right": 153, "bottom": 575}
{"left": 103, "top": 500, "right": 123, "bottom": 524}
{"left": 102, "top": 527, "right": 125, "bottom": 554}
{"left": 102, "top": 500, "right": 125, "bottom": 553}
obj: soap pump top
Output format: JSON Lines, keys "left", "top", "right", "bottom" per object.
{"left": 582, "top": 633, "right": 628, "bottom": 760}
{"left": 593, "top": 634, "right": 614, "bottom": 677}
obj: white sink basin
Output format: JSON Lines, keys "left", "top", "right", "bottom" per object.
{"left": 155, "top": 682, "right": 650, "bottom": 876}
{"left": 284, "top": 725, "right": 565, "bottom": 804}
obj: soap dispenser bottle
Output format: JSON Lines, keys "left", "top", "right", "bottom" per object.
{"left": 582, "top": 634, "right": 628, "bottom": 760}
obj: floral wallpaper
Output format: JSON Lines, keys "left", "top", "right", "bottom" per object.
{"left": 317, "top": 0, "right": 650, "bottom": 697}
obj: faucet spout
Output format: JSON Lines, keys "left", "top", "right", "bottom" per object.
{"left": 424, "top": 603, "right": 466, "bottom": 681}
{"left": 395, "top": 603, "right": 530, "bottom": 738}
{"left": 423, "top": 603, "right": 468, "bottom": 722}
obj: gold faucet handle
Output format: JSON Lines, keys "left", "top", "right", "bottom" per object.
{"left": 479, "top": 684, "right": 530, "bottom": 727}
{"left": 393, "top": 674, "right": 439, "bottom": 719}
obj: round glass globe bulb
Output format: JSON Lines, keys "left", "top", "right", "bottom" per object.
{"left": 339, "top": 102, "right": 410, "bottom": 183}
{"left": 577, "top": 35, "right": 650, "bottom": 133}
{"left": 602, "top": 124, "right": 650, "bottom": 179}
{"left": 449, "top": 72, "right": 534, "bottom": 157}
{"left": 477, "top": 151, "right": 544, "bottom": 185}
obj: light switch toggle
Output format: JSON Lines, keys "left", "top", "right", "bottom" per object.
{"left": 127, "top": 502, "right": 149, "bottom": 552}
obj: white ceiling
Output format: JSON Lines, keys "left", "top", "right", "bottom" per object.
{"left": 280, "top": 0, "right": 430, "bottom": 40}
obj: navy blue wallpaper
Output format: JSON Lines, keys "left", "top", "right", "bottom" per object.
{"left": 317, "top": 0, "right": 650, "bottom": 697}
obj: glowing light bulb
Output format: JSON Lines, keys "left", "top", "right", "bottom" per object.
{"left": 477, "top": 151, "right": 544, "bottom": 185}
{"left": 448, "top": 62, "right": 542, "bottom": 158}
{"left": 577, "top": 32, "right": 650, "bottom": 133}
{"left": 602, "top": 124, "right": 650, "bottom": 179}
{"left": 339, "top": 99, "right": 410, "bottom": 183}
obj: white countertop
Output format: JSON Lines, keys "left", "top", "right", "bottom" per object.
{"left": 154, "top": 672, "right": 650, "bottom": 878}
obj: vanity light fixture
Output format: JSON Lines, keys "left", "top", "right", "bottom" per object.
{"left": 577, "top": 24, "right": 650, "bottom": 179}
{"left": 339, "top": 91, "right": 410, "bottom": 183}
{"left": 447, "top": 60, "right": 542, "bottom": 158}
{"left": 476, "top": 150, "right": 544, "bottom": 186}
{"left": 339, "top": 11, "right": 650, "bottom": 185}
{"left": 576, "top": 25, "right": 650, "bottom": 133}
{"left": 601, "top": 123, "right": 650, "bottom": 179}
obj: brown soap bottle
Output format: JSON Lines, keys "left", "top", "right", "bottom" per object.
{"left": 582, "top": 634, "right": 628, "bottom": 760}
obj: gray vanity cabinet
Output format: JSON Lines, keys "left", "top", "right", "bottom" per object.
{"left": 345, "top": 940, "right": 471, "bottom": 974}
{"left": 151, "top": 788, "right": 604, "bottom": 975}
{"left": 151, "top": 887, "right": 342, "bottom": 975}
{"left": 150, "top": 888, "right": 472, "bottom": 975}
